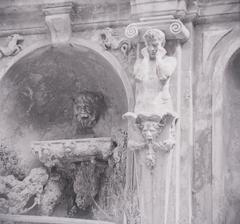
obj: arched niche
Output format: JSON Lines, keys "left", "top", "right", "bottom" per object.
{"left": 223, "top": 49, "right": 240, "bottom": 224}
{"left": 208, "top": 30, "right": 240, "bottom": 224}
{"left": 0, "top": 40, "right": 133, "bottom": 169}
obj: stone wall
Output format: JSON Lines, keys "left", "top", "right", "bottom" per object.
{"left": 0, "top": 0, "right": 239, "bottom": 224}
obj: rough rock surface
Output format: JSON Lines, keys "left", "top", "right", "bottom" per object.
{"left": 0, "top": 167, "right": 48, "bottom": 214}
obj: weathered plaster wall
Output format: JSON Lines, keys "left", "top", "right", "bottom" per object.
{"left": 192, "top": 21, "right": 240, "bottom": 224}
{"left": 224, "top": 50, "right": 240, "bottom": 224}
{"left": 0, "top": 0, "right": 239, "bottom": 223}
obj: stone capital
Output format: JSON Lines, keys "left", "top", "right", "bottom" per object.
{"left": 125, "top": 19, "right": 190, "bottom": 43}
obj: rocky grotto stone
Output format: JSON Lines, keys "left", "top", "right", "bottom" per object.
{"left": 0, "top": 167, "right": 49, "bottom": 214}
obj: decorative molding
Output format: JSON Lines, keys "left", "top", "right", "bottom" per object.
{"left": 99, "top": 27, "right": 132, "bottom": 56}
{"left": 195, "top": 1, "right": 240, "bottom": 24}
{"left": 203, "top": 28, "right": 232, "bottom": 68}
{"left": 42, "top": 2, "right": 73, "bottom": 16}
{"left": 126, "top": 114, "right": 176, "bottom": 170}
{"left": 130, "top": 0, "right": 187, "bottom": 21}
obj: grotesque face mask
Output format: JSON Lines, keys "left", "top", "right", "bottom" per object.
{"left": 73, "top": 92, "right": 105, "bottom": 130}
{"left": 137, "top": 120, "right": 163, "bottom": 144}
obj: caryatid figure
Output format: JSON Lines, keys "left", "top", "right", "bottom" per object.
{"left": 133, "top": 29, "right": 177, "bottom": 116}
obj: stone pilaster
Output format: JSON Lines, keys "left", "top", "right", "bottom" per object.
{"left": 124, "top": 7, "right": 193, "bottom": 224}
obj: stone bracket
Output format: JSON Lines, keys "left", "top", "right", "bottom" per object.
{"left": 42, "top": 3, "right": 73, "bottom": 44}
{"left": 125, "top": 19, "right": 190, "bottom": 43}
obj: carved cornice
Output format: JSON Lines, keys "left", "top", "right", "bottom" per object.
{"left": 196, "top": 1, "right": 240, "bottom": 24}
{"left": 130, "top": 0, "right": 188, "bottom": 20}
{"left": 42, "top": 2, "right": 73, "bottom": 16}
{"left": 0, "top": 0, "right": 239, "bottom": 40}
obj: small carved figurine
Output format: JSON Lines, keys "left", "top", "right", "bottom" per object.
{"left": 0, "top": 34, "right": 24, "bottom": 58}
{"left": 99, "top": 28, "right": 131, "bottom": 55}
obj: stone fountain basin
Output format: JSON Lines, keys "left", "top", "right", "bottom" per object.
{"left": 32, "top": 137, "right": 114, "bottom": 168}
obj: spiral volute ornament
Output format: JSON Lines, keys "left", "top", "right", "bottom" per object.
{"left": 125, "top": 23, "right": 139, "bottom": 38}
{"left": 170, "top": 20, "right": 182, "bottom": 35}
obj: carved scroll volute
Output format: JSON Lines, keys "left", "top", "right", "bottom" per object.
{"left": 125, "top": 20, "right": 190, "bottom": 43}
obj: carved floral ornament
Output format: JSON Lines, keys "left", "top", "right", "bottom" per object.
{"left": 99, "top": 27, "right": 132, "bottom": 55}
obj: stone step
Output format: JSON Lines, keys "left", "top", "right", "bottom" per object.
{"left": 0, "top": 214, "right": 114, "bottom": 224}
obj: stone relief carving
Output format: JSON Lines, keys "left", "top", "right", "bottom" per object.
{"left": 124, "top": 113, "right": 176, "bottom": 169}
{"left": 0, "top": 34, "right": 24, "bottom": 59}
{"left": 99, "top": 28, "right": 131, "bottom": 56}
{"left": 0, "top": 167, "right": 48, "bottom": 214}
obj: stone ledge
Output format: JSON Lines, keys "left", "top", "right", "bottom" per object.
{"left": 0, "top": 214, "right": 115, "bottom": 224}
{"left": 42, "top": 2, "right": 73, "bottom": 16}
{"left": 32, "top": 137, "right": 114, "bottom": 168}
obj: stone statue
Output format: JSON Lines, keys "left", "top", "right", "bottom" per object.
{"left": 123, "top": 28, "right": 178, "bottom": 224}
{"left": 133, "top": 29, "right": 177, "bottom": 116}
{"left": 0, "top": 34, "right": 24, "bottom": 58}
